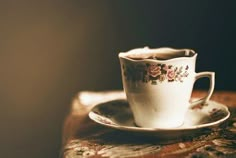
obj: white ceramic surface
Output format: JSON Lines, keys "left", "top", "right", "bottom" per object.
{"left": 89, "top": 99, "right": 230, "bottom": 133}
{"left": 119, "top": 47, "right": 215, "bottom": 128}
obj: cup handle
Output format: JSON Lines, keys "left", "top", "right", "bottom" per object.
{"left": 189, "top": 72, "right": 215, "bottom": 109}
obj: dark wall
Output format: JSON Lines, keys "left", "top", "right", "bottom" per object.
{"left": 0, "top": 1, "right": 235, "bottom": 158}
{"left": 111, "top": 1, "right": 236, "bottom": 91}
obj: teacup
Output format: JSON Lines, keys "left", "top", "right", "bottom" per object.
{"left": 118, "top": 47, "right": 215, "bottom": 128}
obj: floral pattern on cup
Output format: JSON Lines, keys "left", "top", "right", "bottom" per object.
{"left": 123, "top": 63, "right": 189, "bottom": 84}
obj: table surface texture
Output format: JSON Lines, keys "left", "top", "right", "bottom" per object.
{"left": 62, "top": 90, "right": 236, "bottom": 158}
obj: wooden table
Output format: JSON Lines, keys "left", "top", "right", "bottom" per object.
{"left": 61, "top": 90, "right": 236, "bottom": 158}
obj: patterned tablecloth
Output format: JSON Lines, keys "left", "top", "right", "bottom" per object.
{"left": 61, "top": 90, "right": 236, "bottom": 158}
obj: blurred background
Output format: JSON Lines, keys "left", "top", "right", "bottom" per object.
{"left": 0, "top": 0, "right": 235, "bottom": 158}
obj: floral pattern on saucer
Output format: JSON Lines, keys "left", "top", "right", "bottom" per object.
{"left": 92, "top": 113, "right": 116, "bottom": 126}
{"left": 123, "top": 63, "right": 189, "bottom": 84}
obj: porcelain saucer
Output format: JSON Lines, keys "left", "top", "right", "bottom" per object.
{"left": 89, "top": 99, "right": 230, "bottom": 133}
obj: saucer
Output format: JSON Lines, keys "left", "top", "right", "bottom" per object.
{"left": 89, "top": 99, "right": 230, "bottom": 134}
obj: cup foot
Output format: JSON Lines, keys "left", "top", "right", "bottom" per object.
{"left": 134, "top": 120, "right": 184, "bottom": 129}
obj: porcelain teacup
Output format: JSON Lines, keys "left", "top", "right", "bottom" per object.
{"left": 119, "top": 47, "right": 215, "bottom": 128}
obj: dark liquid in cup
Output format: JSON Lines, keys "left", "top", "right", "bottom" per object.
{"left": 127, "top": 50, "right": 195, "bottom": 60}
